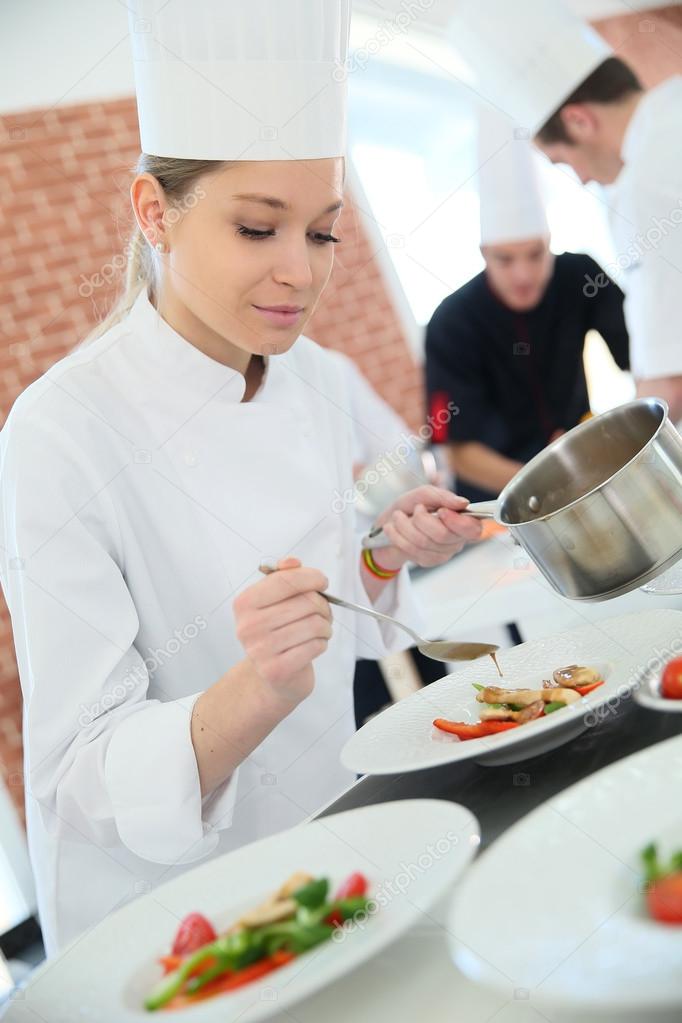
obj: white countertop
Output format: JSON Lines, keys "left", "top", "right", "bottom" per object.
{"left": 410, "top": 531, "right": 682, "bottom": 646}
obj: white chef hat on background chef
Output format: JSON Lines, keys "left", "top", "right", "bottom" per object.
{"left": 127, "top": 0, "right": 351, "bottom": 161}
{"left": 449, "top": 0, "right": 613, "bottom": 134}
{"left": 477, "top": 105, "right": 549, "bottom": 246}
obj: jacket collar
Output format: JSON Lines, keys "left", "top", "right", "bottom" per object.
{"left": 125, "top": 287, "right": 272, "bottom": 405}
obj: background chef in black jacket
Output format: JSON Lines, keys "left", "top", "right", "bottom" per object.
{"left": 425, "top": 110, "right": 629, "bottom": 505}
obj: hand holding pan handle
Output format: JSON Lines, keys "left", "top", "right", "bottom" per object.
{"left": 361, "top": 501, "right": 499, "bottom": 550}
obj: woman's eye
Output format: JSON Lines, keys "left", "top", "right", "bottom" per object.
{"left": 236, "top": 225, "right": 340, "bottom": 245}
{"left": 236, "top": 225, "right": 275, "bottom": 240}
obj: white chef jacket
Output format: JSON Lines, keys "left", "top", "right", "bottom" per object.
{"left": 340, "top": 356, "right": 412, "bottom": 469}
{"left": 607, "top": 76, "right": 682, "bottom": 380}
{"left": 0, "top": 286, "right": 424, "bottom": 957}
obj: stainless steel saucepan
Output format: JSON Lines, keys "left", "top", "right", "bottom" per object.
{"left": 362, "top": 398, "right": 682, "bottom": 602}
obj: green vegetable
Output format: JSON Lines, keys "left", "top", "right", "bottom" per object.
{"left": 145, "top": 881, "right": 371, "bottom": 1010}
{"left": 144, "top": 930, "right": 258, "bottom": 1010}
{"left": 145, "top": 946, "right": 217, "bottom": 1010}
{"left": 291, "top": 877, "right": 329, "bottom": 909}
{"left": 544, "top": 701, "right": 566, "bottom": 714}
{"left": 640, "top": 842, "right": 682, "bottom": 884}
{"left": 331, "top": 896, "right": 369, "bottom": 921}
{"left": 185, "top": 952, "right": 238, "bottom": 994}
{"left": 255, "top": 918, "right": 334, "bottom": 954}
{"left": 281, "top": 923, "right": 334, "bottom": 954}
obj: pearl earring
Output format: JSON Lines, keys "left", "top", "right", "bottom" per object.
{"left": 155, "top": 241, "right": 167, "bottom": 253}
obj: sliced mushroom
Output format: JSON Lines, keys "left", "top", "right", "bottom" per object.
{"left": 236, "top": 897, "right": 297, "bottom": 929}
{"left": 552, "top": 664, "right": 602, "bottom": 688}
{"left": 274, "top": 871, "right": 315, "bottom": 900}
{"left": 234, "top": 871, "right": 313, "bottom": 930}
{"left": 477, "top": 686, "right": 581, "bottom": 706}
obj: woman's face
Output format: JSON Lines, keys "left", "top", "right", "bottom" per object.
{"left": 140, "top": 158, "right": 344, "bottom": 359}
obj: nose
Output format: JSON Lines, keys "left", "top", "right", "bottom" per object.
{"left": 272, "top": 238, "right": 314, "bottom": 291}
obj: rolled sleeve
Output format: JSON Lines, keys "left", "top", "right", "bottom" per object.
{"left": 105, "top": 691, "right": 239, "bottom": 865}
{"left": 0, "top": 405, "right": 237, "bottom": 870}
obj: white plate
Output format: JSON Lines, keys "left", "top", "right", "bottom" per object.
{"left": 447, "top": 732, "right": 682, "bottom": 1016}
{"left": 8, "top": 800, "right": 479, "bottom": 1023}
{"left": 341, "top": 609, "right": 682, "bottom": 774}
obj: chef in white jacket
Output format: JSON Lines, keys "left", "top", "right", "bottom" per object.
{"left": 449, "top": 0, "right": 682, "bottom": 422}
{"left": 0, "top": 0, "right": 481, "bottom": 957}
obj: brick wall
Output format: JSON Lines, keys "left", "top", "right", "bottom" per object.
{"left": 1, "top": 3, "right": 682, "bottom": 823}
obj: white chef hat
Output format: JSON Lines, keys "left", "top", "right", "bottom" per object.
{"left": 127, "top": 0, "right": 351, "bottom": 161}
{"left": 450, "top": 0, "right": 613, "bottom": 134}
{"left": 477, "top": 105, "right": 549, "bottom": 246}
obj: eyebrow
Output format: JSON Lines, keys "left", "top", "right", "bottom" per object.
{"left": 232, "top": 193, "right": 344, "bottom": 215}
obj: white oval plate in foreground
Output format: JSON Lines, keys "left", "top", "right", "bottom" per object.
{"left": 9, "top": 800, "right": 479, "bottom": 1023}
{"left": 341, "top": 609, "right": 682, "bottom": 774}
{"left": 447, "top": 732, "right": 682, "bottom": 1015}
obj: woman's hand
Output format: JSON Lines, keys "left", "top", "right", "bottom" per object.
{"left": 234, "top": 557, "right": 332, "bottom": 706}
{"left": 371, "top": 486, "right": 483, "bottom": 569}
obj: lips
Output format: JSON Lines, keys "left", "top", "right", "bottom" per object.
{"left": 255, "top": 305, "right": 304, "bottom": 313}
{"left": 252, "top": 304, "right": 305, "bottom": 327}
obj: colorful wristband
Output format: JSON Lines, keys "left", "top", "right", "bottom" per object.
{"left": 362, "top": 547, "right": 401, "bottom": 580}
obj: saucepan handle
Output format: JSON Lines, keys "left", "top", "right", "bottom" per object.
{"left": 462, "top": 501, "right": 499, "bottom": 520}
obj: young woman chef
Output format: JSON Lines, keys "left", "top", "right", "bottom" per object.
{"left": 0, "top": 0, "right": 481, "bottom": 956}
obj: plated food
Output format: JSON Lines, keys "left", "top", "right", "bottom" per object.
{"left": 661, "top": 656, "right": 682, "bottom": 700}
{"left": 448, "top": 733, "right": 682, "bottom": 1015}
{"left": 342, "top": 609, "right": 682, "bottom": 774}
{"left": 10, "top": 801, "right": 477, "bottom": 1023}
{"left": 434, "top": 663, "right": 604, "bottom": 740}
{"left": 642, "top": 842, "right": 682, "bottom": 925}
{"left": 634, "top": 649, "right": 682, "bottom": 713}
{"left": 144, "top": 871, "right": 370, "bottom": 1011}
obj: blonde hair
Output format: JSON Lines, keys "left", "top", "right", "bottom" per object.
{"left": 81, "top": 153, "right": 231, "bottom": 345}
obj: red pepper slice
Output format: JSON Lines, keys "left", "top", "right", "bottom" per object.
{"left": 575, "top": 681, "right": 605, "bottom": 697}
{"left": 433, "top": 719, "right": 519, "bottom": 740}
{"left": 159, "top": 954, "right": 218, "bottom": 978}
{"left": 163, "top": 950, "right": 296, "bottom": 1009}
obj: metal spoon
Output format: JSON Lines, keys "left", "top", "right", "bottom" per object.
{"left": 258, "top": 564, "right": 500, "bottom": 668}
